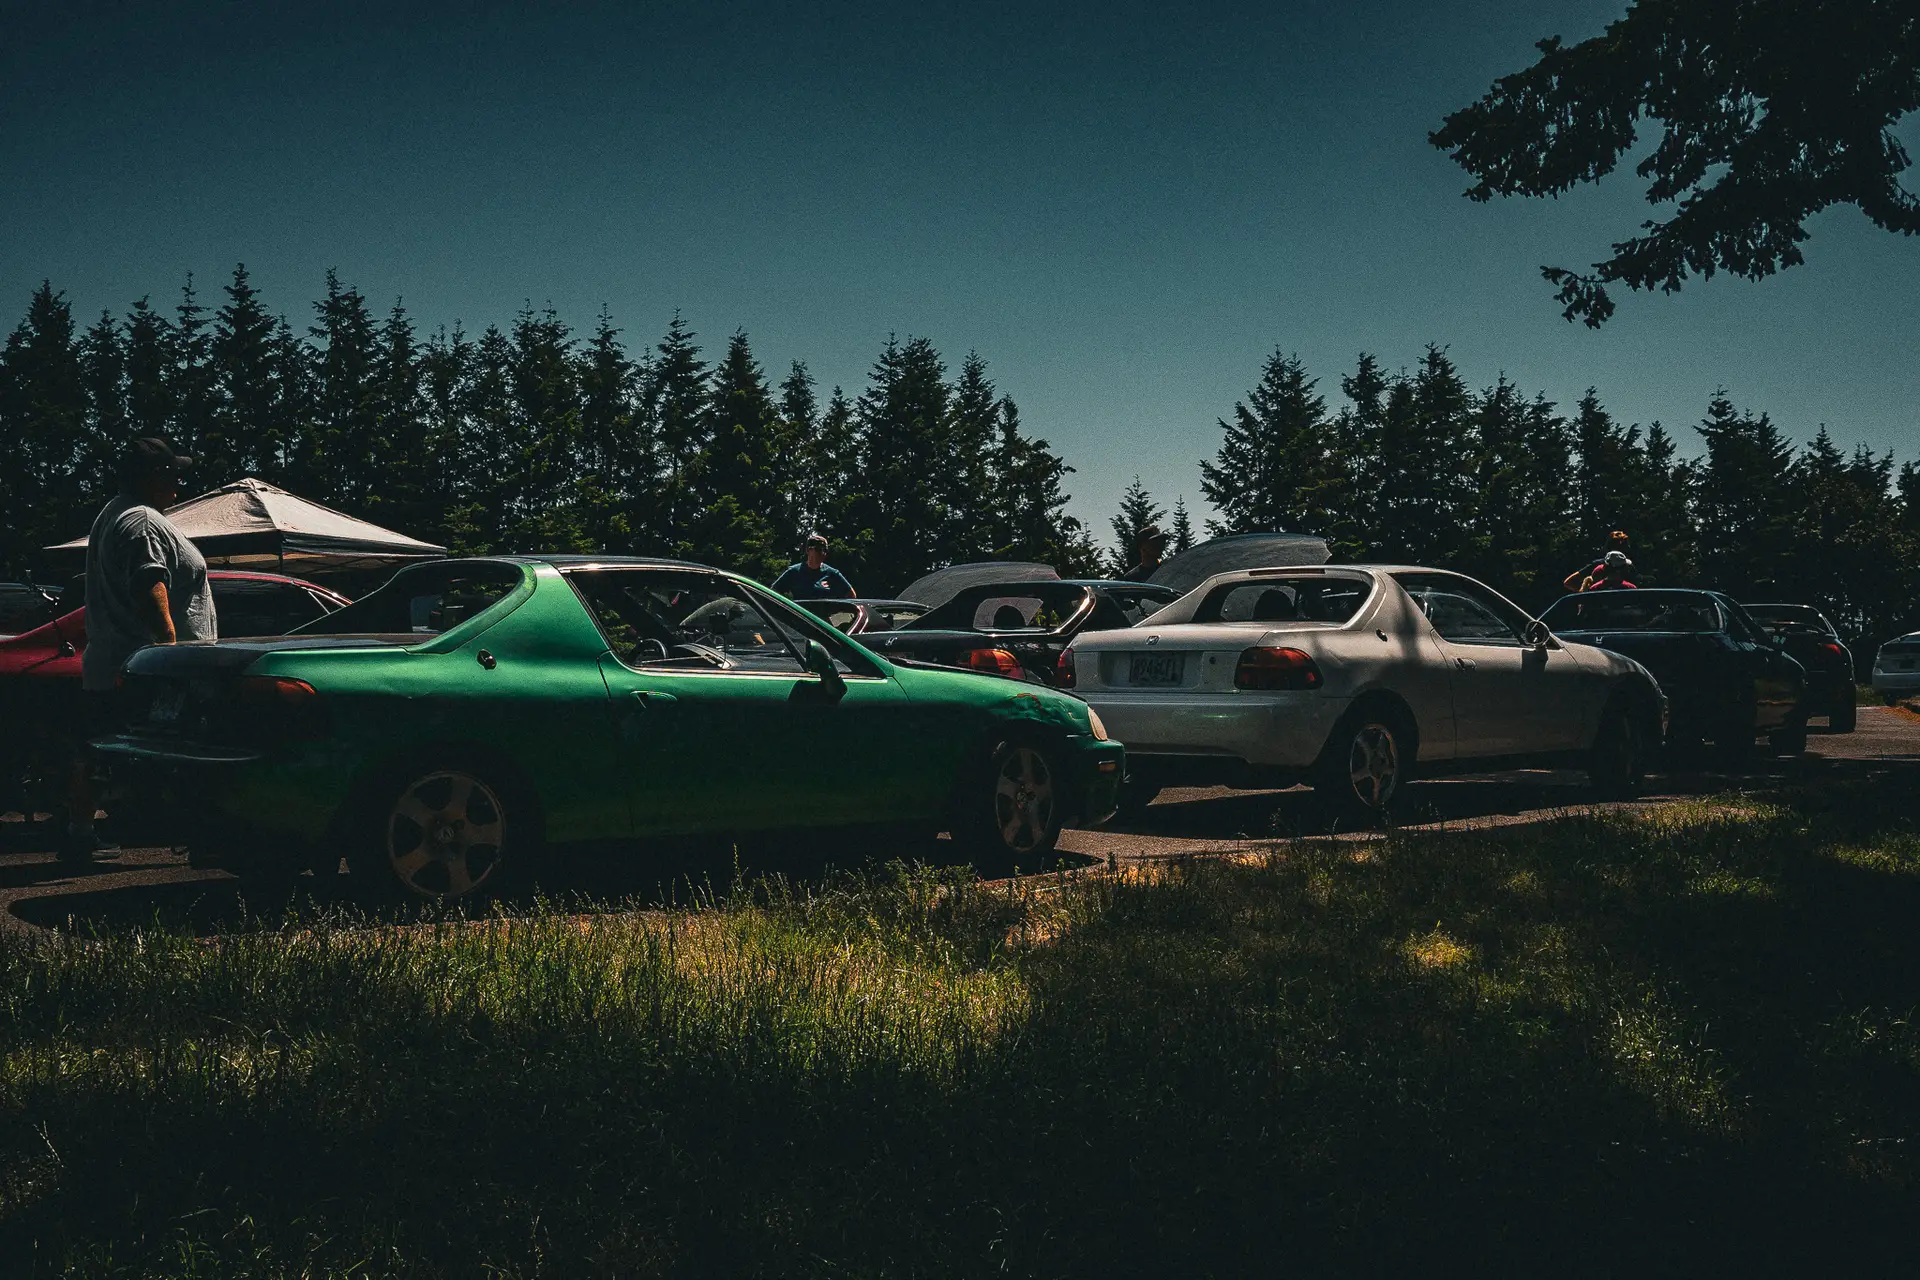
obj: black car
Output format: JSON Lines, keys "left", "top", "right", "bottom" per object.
{"left": 795, "top": 597, "right": 930, "bottom": 636}
{"left": 861, "top": 579, "right": 1179, "bottom": 685}
{"left": 1540, "top": 589, "right": 1808, "bottom": 758}
{"left": 1742, "top": 602, "right": 1856, "bottom": 732}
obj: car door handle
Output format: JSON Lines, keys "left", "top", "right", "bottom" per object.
{"left": 1454, "top": 657, "right": 1477, "bottom": 671}
{"left": 630, "top": 690, "right": 678, "bottom": 708}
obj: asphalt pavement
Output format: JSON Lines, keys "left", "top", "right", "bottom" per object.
{"left": 4, "top": 706, "right": 1917, "bottom": 936}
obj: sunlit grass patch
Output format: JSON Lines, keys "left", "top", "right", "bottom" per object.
{"left": 2, "top": 787, "right": 1918, "bottom": 1275}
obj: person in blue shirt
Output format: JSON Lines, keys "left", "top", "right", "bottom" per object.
{"left": 772, "top": 533, "right": 857, "bottom": 600}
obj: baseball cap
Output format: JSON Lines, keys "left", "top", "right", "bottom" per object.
{"left": 1138, "top": 523, "right": 1168, "bottom": 546}
{"left": 1604, "top": 550, "right": 1631, "bottom": 568}
{"left": 121, "top": 437, "right": 193, "bottom": 479}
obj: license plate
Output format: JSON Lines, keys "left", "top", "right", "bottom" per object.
{"left": 149, "top": 687, "right": 187, "bottom": 724}
{"left": 1129, "top": 653, "right": 1183, "bottom": 686}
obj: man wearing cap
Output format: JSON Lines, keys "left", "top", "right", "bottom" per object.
{"left": 1563, "top": 530, "right": 1633, "bottom": 593}
{"left": 771, "top": 533, "right": 857, "bottom": 600}
{"left": 1121, "top": 523, "right": 1169, "bottom": 583}
{"left": 64, "top": 437, "right": 218, "bottom": 859}
{"left": 1580, "top": 550, "right": 1637, "bottom": 592}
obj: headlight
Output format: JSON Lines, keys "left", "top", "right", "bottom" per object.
{"left": 1086, "top": 706, "right": 1110, "bottom": 741}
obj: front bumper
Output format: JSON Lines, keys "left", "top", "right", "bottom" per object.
{"left": 1066, "top": 737, "right": 1125, "bottom": 826}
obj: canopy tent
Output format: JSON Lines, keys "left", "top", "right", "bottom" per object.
{"left": 1147, "top": 532, "right": 1330, "bottom": 596}
{"left": 43, "top": 478, "right": 447, "bottom": 579}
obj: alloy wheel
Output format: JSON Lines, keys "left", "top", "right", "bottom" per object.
{"left": 993, "top": 745, "right": 1057, "bottom": 853}
{"left": 386, "top": 770, "right": 506, "bottom": 900}
{"left": 1345, "top": 723, "right": 1401, "bottom": 810}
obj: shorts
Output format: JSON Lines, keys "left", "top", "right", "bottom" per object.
{"left": 76, "top": 686, "right": 138, "bottom": 747}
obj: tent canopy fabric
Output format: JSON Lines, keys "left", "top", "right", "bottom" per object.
{"left": 44, "top": 478, "right": 447, "bottom": 575}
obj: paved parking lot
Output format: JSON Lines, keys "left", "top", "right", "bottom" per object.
{"left": 5, "top": 706, "right": 1917, "bottom": 935}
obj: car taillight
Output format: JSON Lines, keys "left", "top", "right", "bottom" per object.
{"left": 1056, "top": 649, "right": 1076, "bottom": 687}
{"left": 236, "top": 675, "right": 328, "bottom": 738}
{"left": 1234, "top": 646, "right": 1322, "bottom": 691}
{"left": 1819, "top": 642, "right": 1845, "bottom": 660}
{"left": 961, "top": 648, "right": 1026, "bottom": 680}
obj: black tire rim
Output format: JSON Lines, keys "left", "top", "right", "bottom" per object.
{"left": 386, "top": 770, "right": 506, "bottom": 900}
{"left": 1345, "top": 722, "right": 1401, "bottom": 809}
{"left": 993, "top": 746, "right": 1057, "bottom": 853}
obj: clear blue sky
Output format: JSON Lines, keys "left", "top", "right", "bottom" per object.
{"left": 5, "top": 1, "right": 1916, "bottom": 539}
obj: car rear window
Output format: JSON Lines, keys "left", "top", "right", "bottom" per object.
{"left": 913, "top": 582, "right": 1090, "bottom": 633}
{"left": 297, "top": 564, "right": 521, "bottom": 636}
{"left": 1744, "top": 605, "right": 1834, "bottom": 635}
{"left": 1193, "top": 577, "right": 1368, "bottom": 625}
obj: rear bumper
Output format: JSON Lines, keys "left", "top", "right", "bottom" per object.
{"left": 1872, "top": 671, "right": 1920, "bottom": 696}
{"left": 1080, "top": 690, "right": 1342, "bottom": 769}
{"left": 89, "top": 734, "right": 350, "bottom": 860}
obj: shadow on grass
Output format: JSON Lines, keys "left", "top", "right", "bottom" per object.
{"left": 1, "top": 781, "right": 1917, "bottom": 1275}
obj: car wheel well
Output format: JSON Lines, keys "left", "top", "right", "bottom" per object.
{"left": 1321, "top": 690, "right": 1420, "bottom": 766}
{"left": 331, "top": 739, "right": 546, "bottom": 851}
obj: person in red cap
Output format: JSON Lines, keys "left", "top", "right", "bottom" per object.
{"left": 1563, "top": 530, "right": 1633, "bottom": 593}
{"left": 1580, "top": 550, "right": 1637, "bottom": 591}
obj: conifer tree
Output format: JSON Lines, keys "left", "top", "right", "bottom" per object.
{"left": 508, "top": 305, "right": 588, "bottom": 552}
{"left": 1170, "top": 497, "right": 1195, "bottom": 554}
{"left": 0, "top": 284, "right": 87, "bottom": 565}
{"left": 170, "top": 276, "right": 216, "bottom": 479}
{"left": 577, "top": 310, "right": 644, "bottom": 554}
{"left": 449, "top": 325, "right": 516, "bottom": 553}
{"left": 776, "top": 360, "right": 821, "bottom": 536}
{"left": 1373, "top": 346, "right": 1476, "bottom": 566}
{"left": 369, "top": 300, "right": 429, "bottom": 532}
{"left": 689, "top": 330, "right": 783, "bottom": 578}
{"left": 77, "top": 311, "right": 127, "bottom": 505}
{"left": 988, "top": 397, "right": 1091, "bottom": 571}
{"left": 305, "top": 271, "right": 378, "bottom": 507}
{"left": 1694, "top": 393, "right": 1797, "bottom": 593}
{"left": 803, "top": 385, "right": 860, "bottom": 563}
{"left": 1108, "top": 476, "right": 1167, "bottom": 576}
{"left": 646, "top": 313, "right": 710, "bottom": 550}
{"left": 1323, "top": 353, "right": 1390, "bottom": 558}
{"left": 942, "top": 352, "right": 1001, "bottom": 564}
{"left": 1199, "top": 351, "right": 1332, "bottom": 537}
{"left": 209, "top": 264, "right": 279, "bottom": 481}
{"left": 847, "top": 336, "right": 951, "bottom": 592}
{"left": 123, "top": 297, "right": 175, "bottom": 443}
{"left": 417, "top": 325, "right": 473, "bottom": 550}
{"left": 1467, "top": 377, "right": 1577, "bottom": 603}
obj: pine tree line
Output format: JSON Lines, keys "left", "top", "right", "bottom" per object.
{"left": 0, "top": 270, "right": 1099, "bottom": 592}
{"left": 1180, "top": 346, "right": 1920, "bottom": 658}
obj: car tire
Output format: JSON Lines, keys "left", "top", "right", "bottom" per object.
{"left": 1768, "top": 714, "right": 1808, "bottom": 758}
{"left": 1830, "top": 699, "right": 1857, "bottom": 733}
{"left": 1313, "top": 704, "right": 1414, "bottom": 822}
{"left": 350, "top": 757, "right": 535, "bottom": 904}
{"left": 1587, "top": 700, "right": 1645, "bottom": 799}
{"left": 953, "top": 738, "right": 1065, "bottom": 869}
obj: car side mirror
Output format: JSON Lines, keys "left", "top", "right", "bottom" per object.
{"left": 804, "top": 639, "right": 847, "bottom": 696}
{"left": 1523, "top": 619, "right": 1551, "bottom": 649}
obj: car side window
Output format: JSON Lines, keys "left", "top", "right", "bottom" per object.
{"left": 741, "top": 585, "right": 886, "bottom": 678}
{"left": 568, "top": 570, "right": 812, "bottom": 674}
{"left": 1397, "top": 576, "right": 1524, "bottom": 647}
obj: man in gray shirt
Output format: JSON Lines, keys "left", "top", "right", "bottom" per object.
{"left": 66, "top": 437, "right": 217, "bottom": 859}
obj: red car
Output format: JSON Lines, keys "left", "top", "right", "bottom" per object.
{"left": 0, "top": 571, "right": 351, "bottom": 816}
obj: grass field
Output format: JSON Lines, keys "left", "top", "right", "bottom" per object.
{"left": 3, "top": 782, "right": 1918, "bottom": 1277}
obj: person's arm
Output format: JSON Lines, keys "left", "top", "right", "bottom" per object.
{"left": 829, "top": 568, "right": 856, "bottom": 598}
{"left": 140, "top": 578, "right": 177, "bottom": 644}
{"left": 1561, "top": 566, "right": 1588, "bottom": 592}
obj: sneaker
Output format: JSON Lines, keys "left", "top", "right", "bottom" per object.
{"left": 57, "top": 828, "right": 121, "bottom": 865}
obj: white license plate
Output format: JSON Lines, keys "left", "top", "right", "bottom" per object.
{"left": 1129, "top": 653, "right": 1183, "bottom": 686}
{"left": 149, "top": 687, "right": 187, "bottom": 724}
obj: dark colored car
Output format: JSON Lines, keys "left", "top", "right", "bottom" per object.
{"left": 1742, "top": 603, "right": 1856, "bottom": 732}
{"left": 860, "top": 579, "right": 1179, "bottom": 684}
{"left": 1540, "top": 589, "right": 1808, "bottom": 758}
{"left": 0, "top": 571, "right": 351, "bottom": 816}
{"left": 797, "top": 598, "right": 930, "bottom": 635}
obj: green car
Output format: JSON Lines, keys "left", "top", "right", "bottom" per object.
{"left": 96, "top": 556, "right": 1124, "bottom": 900}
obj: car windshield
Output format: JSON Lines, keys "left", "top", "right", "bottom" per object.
{"left": 296, "top": 563, "right": 521, "bottom": 637}
{"left": 1541, "top": 592, "right": 1722, "bottom": 633}
{"left": 802, "top": 601, "right": 862, "bottom": 632}
{"left": 910, "top": 582, "right": 1091, "bottom": 633}
{"left": 1744, "top": 604, "right": 1833, "bottom": 635}
{"left": 568, "top": 568, "right": 811, "bottom": 673}
{"left": 1193, "top": 575, "right": 1368, "bottom": 625}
